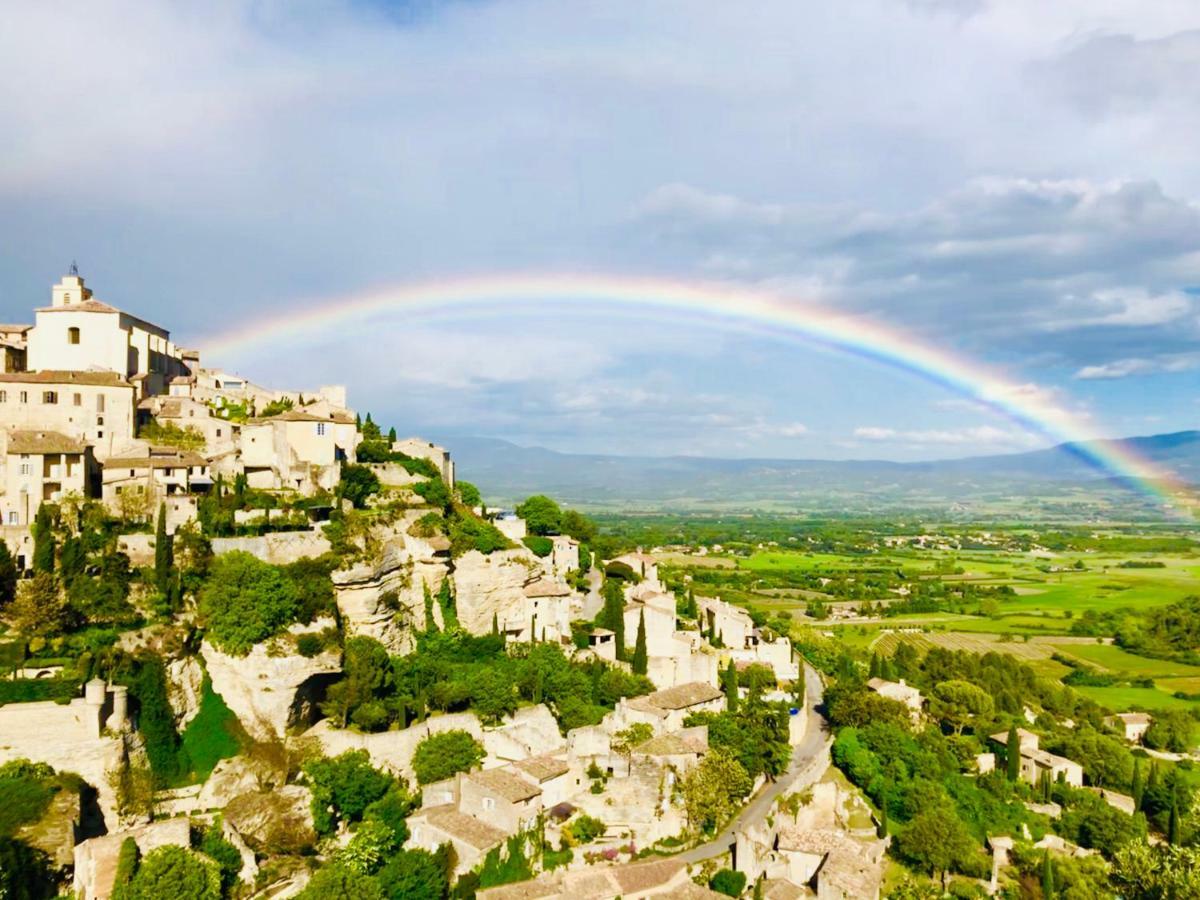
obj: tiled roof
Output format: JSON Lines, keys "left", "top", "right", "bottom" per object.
{"left": 467, "top": 767, "right": 542, "bottom": 803}
{"left": 512, "top": 756, "right": 570, "bottom": 782}
{"left": 36, "top": 299, "right": 120, "bottom": 314}
{"left": 0, "top": 370, "right": 129, "bottom": 385}
{"left": 418, "top": 805, "right": 507, "bottom": 851}
{"left": 6, "top": 430, "right": 86, "bottom": 455}
{"left": 104, "top": 450, "right": 207, "bottom": 470}
{"left": 0, "top": 324, "right": 32, "bottom": 333}
{"left": 818, "top": 847, "right": 884, "bottom": 897}
{"left": 609, "top": 858, "right": 687, "bottom": 894}
{"left": 634, "top": 730, "right": 708, "bottom": 757}
{"left": 643, "top": 682, "right": 723, "bottom": 711}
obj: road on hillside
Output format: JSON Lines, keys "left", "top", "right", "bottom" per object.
{"left": 677, "top": 663, "right": 830, "bottom": 864}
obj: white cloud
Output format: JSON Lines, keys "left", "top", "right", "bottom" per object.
{"left": 854, "top": 425, "right": 1034, "bottom": 445}
{"left": 1075, "top": 352, "right": 1200, "bottom": 379}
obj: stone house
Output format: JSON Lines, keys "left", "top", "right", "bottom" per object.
{"left": 406, "top": 804, "right": 508, "bottom": 876}
{"left": 101, "top": 448, "right": 211, "bottom": 512}
{"left": 74, "top": 817, "right": 192, "bottom": 900}
{"left": 630, "top": 725, "right": 709, "bottom": 775}
{"left": 477, "top": 857, "right": 723, "bottom": 899}
{"left": 512, "top": 755, "right": 573, "bottom": 808}
{"left": 1, "top": 430, "right": 96, "bottom": 530}
{"left": 0, "top": 370, "right": 136, "bottom": 458}
{"left": 393, "top": 437, "right": 454, "bottom": 486}
{"left": 867, "top": 677, "right": 924, "bottom": 723}
{"left": 1105, "top": 712, "right": 1152, "bottom": 744}
{"left": 612, "top": 551, "right": 659, "bottom": 584}
{"left": 459, "top": 766, "right": 544, "bottom": 834}
{"left": 238, "top": 408, "right": 356, "bottom": 492}
{"left": 696, "top": 596, "right": 754, "bottom": 650}
{"left": 736, "top": 825, "right": 884, "bottom": 900}
{"left": 613, "top": 682, "right": 725, "bottom": 733}
{"left": 988, "top": 729, "right": 1083, "bottom": 788}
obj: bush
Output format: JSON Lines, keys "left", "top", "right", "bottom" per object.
{"left": 123, "top": 845, "right": 221, "bottom": 900}
{"left": 198, "top": 552, "right": 299, "bottom": 655}
{"left": 522, "top": 536, "right": 553, "bottom": 558}
{"left": 412, "top": 730, "right": 485, "bottom": 785}
{"left": 414, "top": 478, "right": 451, "bottom": 509}
{"left": 304, "top": 751, "right": 395, "bottom": 834}
{"left": 710, "top": 869, "right": 747, "bottom": 897}
{"left": 296, "top": 633, "right": 324, "bottom": 658}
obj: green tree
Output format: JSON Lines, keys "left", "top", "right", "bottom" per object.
{"left": 123, "top": 846, "right": 221, "bottom": 900}
{"left": 1111, "top": 842, "right": 1200, "bottom": 899}
{"left": 198, "top": 552, "right": 299, "bottom": 655}
{"left": 31, "top": 505, "right": 55, "bottom": 574}
{"left": 1145, "top": 710, "right": 1194, "bottom": 754}
{"left": 412, "top": 731, "right": 485, "bottom": 785}
{"left": 515, "top": 495, "right": 562, "bottom": 536}
{"left": 722, "top": 659, "right": 739, "bottom": 714}
{"left": 709, "top": 869, "right": 747, "bottom": 897}
{"left": 559, "top": 509, "right": 596, "bottom": 543}
{"left": 303, "top": 751, "right": 395, "bottom": 835}
{"left": 8, "top": 573, "right": 69, "bottom": 637}
{"left": 472, "top": 668, "right": 517, "bottom": 724}
{"left": 631, "top": 610, "right": 648, "bottom": 675}
{"left": 456, "top": 481, "right": 482, "bottom": 508}
{"left": 296, "top": 864, "right": 385, "bottom": 899}
{"left": 894, "top": 805, "right": 980, "bottom": 888}
{"left": 322, "top": 636, "right": 393, "bottom": 729}
{"left": 1132, "top": 757, "right": 1145, "bottom": 810}
{"left": 154, "top": 503, "right": 173, "bottom": 594}
{"left": 930, "top": 679, "right": 993, "bottom": 735}
{"left": 376, "top": 848, "right": 448, "bottom": 900}
{"left": 0, "top": 540, "right": 17, "bottom": 607}
{"left": 1041, "top": 849, "right": 1056, "bottom": 899}
{"left": 414, "top": 477, "right": 452, "bottom": 510}
{"left": 1007, "top": 724, "right": 1021, "bottom": 781}
{"left": 597, "top": 579, "right": 625, "bottom": 659}
{"left": 422, "top": 582, "right": 438, "bottom": 635}
{"left": 1169, "top": 799, "right": 1180, "bottom": 845}
{"left": 338, "top": 464, "right": 381, "bottom": 509}
{"left": 681, "top": 748, "right": 752, "bottom": 834}
{"left": 612, "top": 723, "right": 654, "bottom": 762}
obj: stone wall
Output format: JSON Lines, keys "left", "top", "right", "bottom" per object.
{"left": 210, "top": 530, "right": 331, "bottom": 565}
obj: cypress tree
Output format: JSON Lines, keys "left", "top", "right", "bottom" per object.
{"left": 1132, "top": 757, "right": 1144, "bottom": 809}
{"left": 492, "top": 612, "right": 499, "bottom": 636}
{"left": 154, "top": 503, "right": 173, "bottom": 594}
{"left": 1169, "top": 798, "right": 1180, "bottom": 845}
{"left": 1007, "top": 725, "right": 1021, "bottom": 781}
{"left": 387, "top": 426, "right": 397, "bottom": 442}
{"left": 868, "top": 653, "right": 880, "bottom": 678}
{"left": 1145, "top": 762, "right": 1160, "bottom": 812}
{"left": 1041, "top": 850, "right": 1055, "bottom": 899}
{"left": 723, "top": 659, "right": 739, "bottom": 713}
{"left": 632, "top": 610, "right": 648, "bottom": 675}
{"left": 881, "top": 656, "right": 897, "bottom": 682}
{"left": 423, "top": 583, "right": 438, "bottom": 634}
{"left": 32, "top": 505, "right": 55, "bottom": 573}
{"left": 0, "top": 540, "right": 16, "bottom": 605}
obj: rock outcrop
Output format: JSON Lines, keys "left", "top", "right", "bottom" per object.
{"left": 164, "top": 656, "right": 205, "bottom": 729}
{"left": 452, "top": 548, "right": 542, "bottom": 634}
{"left": 334, "top": 536, "right": 449, "bottom": 654}
{"left": 197, "top": 757, "right": 265, "bottom": 811}
{"left": 225, "top": 785, "right": 316, "bottom": 855}
{"left": 201, "top": 623, "right": 341, "bottom": 741}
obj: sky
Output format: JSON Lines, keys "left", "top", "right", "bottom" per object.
{"left": 0, "top": 0, "right": 1198, "bottom": 460}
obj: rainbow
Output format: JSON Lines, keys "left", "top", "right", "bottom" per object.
{"left": 200, "top": 272, "right": 1189, "bottom": 508}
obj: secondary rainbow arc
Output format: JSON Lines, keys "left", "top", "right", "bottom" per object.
{"left": 199, "top": 273, "right": 1188, "bottom": 507}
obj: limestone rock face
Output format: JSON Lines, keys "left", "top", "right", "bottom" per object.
{"left": 333, "top": 538, "right": 449, "bottom": 654}
{"left": 452, "top": 549, "right": 541, "bottom": 635}
{"left": 201, "top": 632, "right": 341, "bottom": 741}
{"left": 225, "top": 785, "right": 316, "bottom": 855}
{"left": 165, "top": 656, "right": 205, "bottom": 729}
{"left": 197, "top": 757, "right": 264, "bottom": 811}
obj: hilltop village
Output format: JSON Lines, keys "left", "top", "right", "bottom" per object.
{"left": 0, "top": 274, "right": 849, "bottom": 899}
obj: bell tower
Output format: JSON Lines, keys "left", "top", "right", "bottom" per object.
{"left": 50, "top": 262, "right": 92, "bottom": 308}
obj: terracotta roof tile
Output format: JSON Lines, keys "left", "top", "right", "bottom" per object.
{"left": 467, "top": 767, "right": 541, "bottom": 803}
{"left": 5, "top": 430, "right": 86, "bottom": 455}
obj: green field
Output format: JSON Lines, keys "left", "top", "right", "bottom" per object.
{"left": 1072, "top": 686, "right": 1198, "bottom": 712}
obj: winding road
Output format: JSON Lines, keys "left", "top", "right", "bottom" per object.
{"left": 677, "top": 663, "right": 831, "bottom": 864}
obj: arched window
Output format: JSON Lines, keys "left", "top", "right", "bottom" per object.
{"left": 68, "top": 326, "right": 80, "bottom": 345}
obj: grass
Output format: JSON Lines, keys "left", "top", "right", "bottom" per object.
{"left": 180, "top": 678, "right": 243, "bottom": 783}
{"left": 1072, "top": 686, "right": 1198, "bottom": 712}
{"left": 1056, "top": 643, "right": 1200, "bottom": 679}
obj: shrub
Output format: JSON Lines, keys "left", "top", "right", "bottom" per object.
{"left": 198, "top": 552, "right": 299, "bottom": 655}
{"left": 710, "top": 869, "right": 747, "bottom": 897}
{"left": 123, "top": 845, "right": 221, "bottom": 900}
{"left": 412, "top": 730, "right": 485, "bottom": 785}
{"left": 304, "top": 751, "right": 395, "bottom": 834}
{"left": 522, "top": 536, "right": 553, "bottom": 558}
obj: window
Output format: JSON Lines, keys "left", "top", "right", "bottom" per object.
{"left": 96, "top": 394, "right": 105, "bottom": 413}
{"left": 73, "top": 393, "right": 81, "bottom": 407}
{"left": 316, "top": 423, "right": 327, "bottom": 436}
{"left": 43, "top": 391, "right": 57, "bottom": 404}
{"left": 482, "top": 797, "right": 495, "bottom": 811}
{"left": 68, "top": 326, "right": 80, "bottom": 345}
{"left": 216, "top": 429, "right": 222, "bottom": 438}
{"left": 6, "top": 512, "right": 15, "bottom": 525}
{"left": 19, "top": 391, "right": 27, "bottom": 404}
{"left": 164, "top": 468, "right": 173, "bottom": 477}
{"left": 0, "top": 391, "right": 6, "bottom": 403}
{"left": 97, "top": 431, "right": 103, "bottom": 438}
{"left": 19, "top": 463, "right": 30, "bottom": 476}
{"left": 96, "top": 416, "right": 104, "bottom": 426}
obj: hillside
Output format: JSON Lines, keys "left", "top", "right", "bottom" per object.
{"left": 444, "top": 431, "right": 1200, "bottom": 514}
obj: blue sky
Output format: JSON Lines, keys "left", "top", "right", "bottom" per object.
{"left": 0, "top": 1, "right": 1197, "bottom": 459}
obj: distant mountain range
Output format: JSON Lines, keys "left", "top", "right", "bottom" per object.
{"left": 441, "top": 431, "right": 1200, "bottom": 515}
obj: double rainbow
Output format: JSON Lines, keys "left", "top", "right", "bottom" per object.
{"left": 200, "top": 273, "right": 1190, "bottom": 509}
